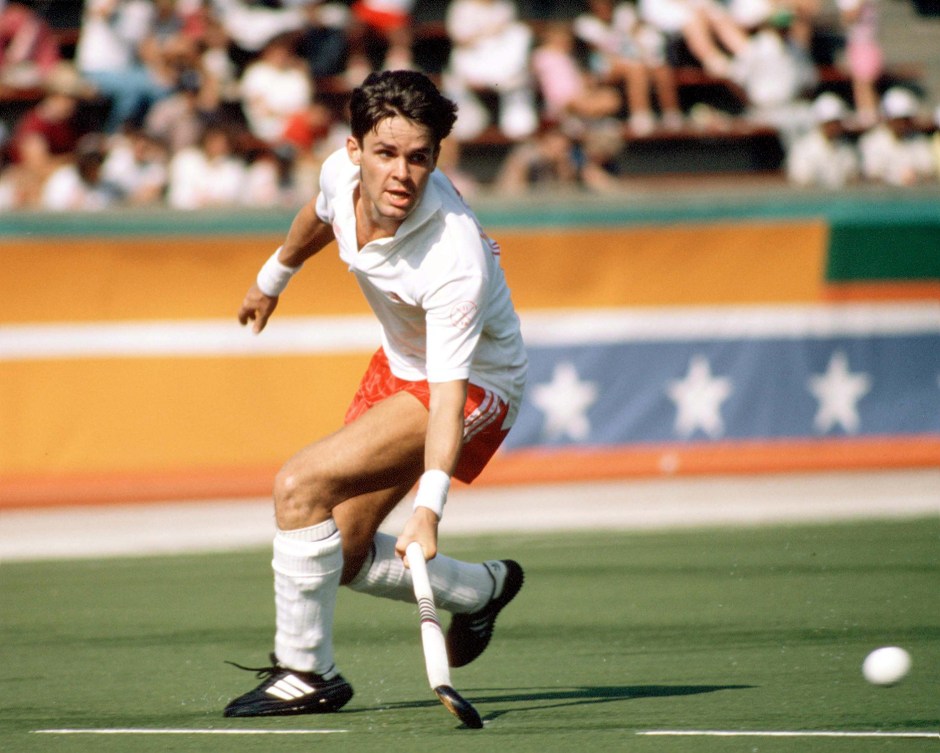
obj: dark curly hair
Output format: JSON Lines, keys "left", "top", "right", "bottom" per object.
{"left": 349, "top": 70, "right": 458, "bottom": 148}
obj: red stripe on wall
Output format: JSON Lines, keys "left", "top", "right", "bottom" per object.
{"left": 478, "top": 437, "right": 940, "bottom": 485}
{"left": 824, "top": 281, "right": 940, "bottom": 302}
{"left": 2, "top": 437, "right": 937, "bottom": 509}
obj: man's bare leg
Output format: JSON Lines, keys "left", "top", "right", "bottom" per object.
{"left": 225, "top": 394, "right": 427, "bottom": 716}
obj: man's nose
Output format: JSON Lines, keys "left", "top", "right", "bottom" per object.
{"left": 391, "top": 156, "right": 409, "bottom": 179}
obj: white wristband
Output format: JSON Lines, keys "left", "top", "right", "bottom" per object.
{"left": 413, "top": 469, "right": 450, "bottom": 520}
{"left": 256, "top": 248, "right": 301, "bottom": 297}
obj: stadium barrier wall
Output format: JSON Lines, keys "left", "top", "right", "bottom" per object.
{"left": 2, "top": 196, "right": 939, "bottom": 507}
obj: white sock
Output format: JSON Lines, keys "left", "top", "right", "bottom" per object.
{"left": 346, "top": 532, "right": 497, "bottom": 614}
{"left": 272, "top": 519, "right": 343, "bottom": 678}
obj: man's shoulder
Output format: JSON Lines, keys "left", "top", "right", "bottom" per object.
{"left": 429, "top": 170, "right": 481, "bottom": 227}
{"left": 422, "top": 174, "right": 495, "bottom": 269}
{"left": 319, "top": 148, "right": 356, "bottom": 197}
{"left": 322, "top": 147, "right": 353, "bottom": 173}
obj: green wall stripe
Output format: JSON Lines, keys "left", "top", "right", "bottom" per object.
{"left": 827, "top": 222, "right": 940, "bottom": 281}
{"left": 2, "top": 194, "right": 939, "bottom": 238}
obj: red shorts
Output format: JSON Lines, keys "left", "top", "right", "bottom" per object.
{"left": 345, "top": 348, "right": 510, "bottom": 483}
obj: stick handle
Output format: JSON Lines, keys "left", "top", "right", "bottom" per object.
{"left": 406, "top": 542, "right": 452, "bottom": 689}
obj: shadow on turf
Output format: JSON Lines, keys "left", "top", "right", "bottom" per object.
{"left": 356, "top": 684, "right": 753, "bottom": 720}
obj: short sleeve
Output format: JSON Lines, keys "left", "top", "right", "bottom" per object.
{"left": 314, "top": 148, "right": 346, "bottom": 223}
{"left": 423, "top": 270, "right": 487, "bottom": 383}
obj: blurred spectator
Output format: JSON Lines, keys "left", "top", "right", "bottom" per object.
{"left": 239, "top": 33, "right": 313, "bottom": 147}
{"left": 837, "top": 0, "right": 883, "bottom": 127}
{"left": 296, "top": 1, "right": 351, "bottom": 77}
{"left": 573, "top": 0, "right": 683, "bottom": 135}
{"left": 443, "top": 0, "right": 538, "bottom": 142}
{"left": 638, "top": 0, "right": 752, "bottom": 78}
{"left": 0, "top": 130, "right": 56, "bottom": 209}
{"left": 528, "top": 22, "right": 626, "bottom": 190}
{"left": 783, "top": 0, "right": 822, "bottom": 51}
{"left": 531, "top": 21, "right": 623, "bottom": 125}
{"left": 279, "top": 98, "right": 336, "bottom": 197}
{"left": 0, "top": 0, "right": 62, "bottom": 91}
{"left": 727, "top": 0, "right": 821, "bottom": 50}
{"left": 281, "top": 98, "right": 333, "bottom": 152}
{"left": 241, "top": 147, "right": 285, "bottom": 206}
{"left": 284, "top": 101, "right": 350, "bottom": 199}
{"left": 101, "top": 127, "right": 169, "bottom": 205}
{"left": 732, "top": 11, "right": 816, "bottom": 140}
{"left": 137, "top": 0, "right": 204, "bottom": 91}
{"left": 495, "top": 124, "right": 578, "bottom": 192}
{"left": 41, "top": 134, "right": 122, "bottom": 211}
{"left": 144, "top": 69, "right": 213, "bottom": 153}
{"left": 75, "top": 0, "right": 173, "bottom": 132}
{"left": 434, "top": 135, "right": 479, "bottom": 197}
{"left": 6, "top": 64, "right": 92, "bottom": 164}
{"left": 212, "top": 0, "right": 304, "bottom": 58}
{"left": 932, "top": 106, "right": 940, "bottom": 176}
{"left": 858, "top": 87, "right": 936, "bottom": 186}
{"left": 166, "top": 124, "right": 246, "bottom": 208}
{"left": 199, "top": 13, "right": 241, "bottom": 104}
{"left": 346, "top": 0, "right": 416, "bottom": 81}
{"left": 1, "top": 63, "right": 97, "bottom": 210}
{"left": 575, "top": 117, "right": 626, "bottom": 190}
{"left": 786, "top": 92, "right": 859, "bottom": 188}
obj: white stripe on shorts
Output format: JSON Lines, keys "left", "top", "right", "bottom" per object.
{"left": 463, "top": 389, "right": 502, "bottom": 443}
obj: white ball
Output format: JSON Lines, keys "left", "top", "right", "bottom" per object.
{"left": 862, "top": 646, "right": 911, "bottom": 686}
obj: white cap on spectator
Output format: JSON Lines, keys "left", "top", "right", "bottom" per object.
{"left": 812, "top": 93, "right": 847, "bottom": 124}
{"left": 881, "top": 87, "right": 920, "bottom": 119}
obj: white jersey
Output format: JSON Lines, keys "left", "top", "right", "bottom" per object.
{"left": 315, "top": 149, "right": 527, "bottom": 425}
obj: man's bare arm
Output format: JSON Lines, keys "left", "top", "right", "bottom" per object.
{"left": 397, "top": 379, "right": 468, "bottom": 563}
{"left": 278, "top": 199, "right": 336, "bottom": 267}
{"left": 237, "top": 200, "right": 336, "bottom": 333}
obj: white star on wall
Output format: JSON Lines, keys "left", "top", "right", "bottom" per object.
{"left": 667, "top": 355, "right": 733, "bottom": 439}
{"left": 808, "top": 350, "right": 872, "bottom": 434}
{"left": 530, "top": 361, "right": 598, "bottom": 441}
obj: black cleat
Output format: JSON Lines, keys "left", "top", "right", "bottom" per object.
{"left": 223, "top": 654, "right": 353, "bottom": 717}
{"left": 446, "top": 560, "right": 524, "bottom": 668}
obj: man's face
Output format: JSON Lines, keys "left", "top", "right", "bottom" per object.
{"left": 347, "top": 115, "right": 438, "bottom": 230}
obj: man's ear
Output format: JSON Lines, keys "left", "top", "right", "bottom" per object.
{"left": 346, "top": 135, "right": 362, "bottom": 165}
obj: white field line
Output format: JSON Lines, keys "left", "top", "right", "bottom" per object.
{"left": 639, "top": 730, "right": 939, "bottom": 739}
{"left": 32, "top": 728, "right": 938, "bottom": 739}
{"left": 1, "top": 470, "right": 938, "bottom": 562}
{"left": 33, "top": 728, "right": 346, "bottom": 735}
{"left": 2, "top": 302, "right": 939, "bottom": 360}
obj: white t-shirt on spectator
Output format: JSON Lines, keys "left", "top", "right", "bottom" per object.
{"left": 240, "top": 61, "right": 312, "bottom": 144}
{"left": 786, "top": 128, "right": 859, "bottom": 188}
{"left": 41, "top": 165, "right": 116, "bottom": 211}
{"left": 101, "top": 140, "right": 167, "bottom": 200}
{"left": 166, "top": 147, "right": 246, "bottom": 209}
{"left": 859, "top": 124, "right": 936, "bottom": 186}
{"left": 76, "top": 0, "right": 155, "bottom": 72}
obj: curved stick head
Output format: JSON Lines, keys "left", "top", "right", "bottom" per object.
{"left": 434, "top": 685, "right": 484, "bottom": 729}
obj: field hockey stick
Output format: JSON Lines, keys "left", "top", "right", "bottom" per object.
{"left": 405, "top": 541, "right": 484, "bottom": 729}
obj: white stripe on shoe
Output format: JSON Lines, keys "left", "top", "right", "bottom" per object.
{"left": 266, "top": 675, "right": 316, "bottom": 700}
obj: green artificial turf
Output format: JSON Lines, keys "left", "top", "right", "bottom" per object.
{"left": 2, "top": 519, "right": 937, "bottom": 752}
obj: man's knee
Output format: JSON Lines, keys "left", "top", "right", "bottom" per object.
{"left": 273, "top": 460, "right": 334, "bottom": 527}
